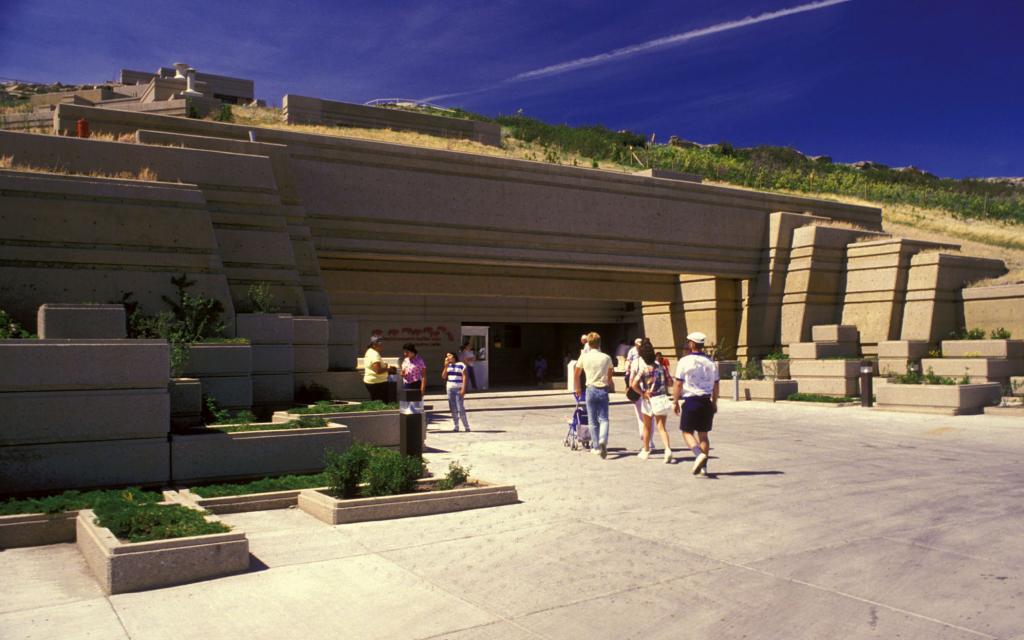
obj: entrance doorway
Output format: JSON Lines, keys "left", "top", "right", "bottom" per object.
{"left": 460, "top": 325, "right": 489, "bottom": 391}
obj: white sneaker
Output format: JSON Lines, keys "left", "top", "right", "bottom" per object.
{"left": 663, "top": 449, "right": 673, "bottom": 464}
{"left": 692, "top": 452, "right": 709, "bottom": 475}
{"left": 638, "top": 448, "right": 650, "bottom": 460}
{"left": 591, "top": 445, "right": 601, "bottom": 455}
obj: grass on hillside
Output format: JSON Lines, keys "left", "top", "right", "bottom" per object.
{"left": 0, "top": 154, "right": 162, "bottom": 182}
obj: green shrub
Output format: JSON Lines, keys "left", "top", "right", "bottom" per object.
{"left": 435, "top": 461, "right": 472, "bottom": 490}
{"left": 762, "top": 351, "right": 789, "bottom": 360}
{"left": 738, "top": 359, "right": 763, "bottom": 380}
{"left": 325, "top": 443, "right": 378, "bottom": 498}
{"left": 189, "top": 472, "right": 330, "bottom": 498}
{"left": 363, "top": 450, "right": 424, "bottom": 497}
{"left": 0, "top": 487, "right": 159, "bottom": 516}
{"left": 208, "top": 416, "right": 325, "bottom": 433}
{"left": 0, "top": 308, "right": 33, "bottom": 339}
{"left": 91, "top": 490, "right": 229, "bottom": 543}
{"left": 214, "top": 104, "right": 233, "bottom": 123}
{"left": 990, "top": 327, "right": 1012, "bottom": 339}
{"left": 949, "top": 327, "right": 987, "bottom": 340}
{"left": 202, "top": 395, "right": 255, "bottom": 426}
{"left": 288, "top": 400, "right": 397, "bottom": 415}
{"left": 245, "top": 282, "right": 278, "bottom": 313}
{"left": 889, "top": 366, "right": 958, "bottom": 385}
{"left": 162, "top": 273, "right": 226, "bottom": 343}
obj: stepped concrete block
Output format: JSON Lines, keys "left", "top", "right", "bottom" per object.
{"left": 293, "top": 345, "right": 329, "bottom": 373}
{"left": 919, "top": 357, "right": 1021, "bottom": 384}
{"left": 900, "top": 252, "right": 1006, "bottom": 343}
{"left": 738, "top": 379, "right": 798, "bottom": 401}
{"left": 171, "top": 425, "right": 350, "bottom": 483}
{"left": 0, "top": 388, "right": 169, "bottom": 446}
{"left": 1010, "top": 377, "right": 1024, "bottom": 396}
{"left": 0, "top": 340, "right": 169, "bottom": 392}
{"left": 295, "top": 371, "right": 369, "bottom": 400}
{"left": 760, "top": 360, "right": 790, "bottom": 380}
{"left": 76, "top": 509, "right": 249, "bottom": 595}
{"left": 328, "top": 344, "right": 358, "bottom": 371}
{"left": 235, "top": 313, "right": 294, "bottom": 344}
{"left": 789, "top": 342, "right": 859, "bottom": 360}
{"left": 811, "top": 324, "right": 859, "bottom": 344}
{"left": 169, "top": 378, "right": 202, "bottom": 430}
{"left": 197, "top": 376, "right": 252, "bottom": 411}
{"left": 37, "top": 304, "right": 126, "bottom": 339}
{"left": 875, "top": 382, "right": 1002, "bottom": 415}
{"left": 250, "top": 344, "right": 294, "bottom": 374}
{"left": 962, "top": 284, "right": 1024, "bottom": 341}
{"left": 940, "top": 339, "right": 1024, "bottom": 360}
{"left": 790, "top": 377, "right": 860, "bottom": 397}
{"left": 293, "top": 317, "right": 329, "bottom": 345}
{"left": 878, "top": 340, "right": 932, "bottom": 359}
{"left": 252, "top": 373, "right": 294, "bottom": 406}
{"left": 328, "top": 318, "right": 358, "bottom": 344}
{"left": 0, "top": 438, "right": 169, "bottom": 493}
{"left": 180, "top": 344, "right": 252, "bottom": 377}
{"left": 329, "top": 411, "right": 404, "bottom": 447}
{"left": 790, "top": 359, "right": 864, "bottom": 377}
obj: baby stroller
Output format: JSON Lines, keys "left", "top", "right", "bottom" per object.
{"left": 564, "top": 391, "right": 592, "bottom": 450}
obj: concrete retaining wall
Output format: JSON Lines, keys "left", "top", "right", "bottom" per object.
{"left": 282, "top": 95, "right": 502, "bottom": 147}
{"left": 962, "top": 284, "right": 1024, "bottom": 339}
{"left": 900, "top": 252, "right": 1006, "bottom": 343}
{"left": 37, "top": 304, "right": 126, "bottom": 339}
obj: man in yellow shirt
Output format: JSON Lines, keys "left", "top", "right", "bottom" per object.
{"left": 363, "top": 335, "right": 391, "bottom": 401}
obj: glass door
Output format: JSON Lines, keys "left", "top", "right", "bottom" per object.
{"left": 460, "top": 326, "right": 489, "bottom": 391}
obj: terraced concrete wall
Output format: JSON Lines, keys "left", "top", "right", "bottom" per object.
{"left": 0, "top": 130, "right": 307, "bottom": 318}
{"left": 841, "top": 238, "right": 957, "bottom": 354}
{"left": 0, "top": 169, "right": 232, "bottom": 331}
{"left": 282, "top": 95, "right": 502, "bottom": 147}
{"left": 962, "top": 284, "right": 1024, "bottom": 339}
{"left": 900, "top": 252, "right": 1006, "bottom": 342}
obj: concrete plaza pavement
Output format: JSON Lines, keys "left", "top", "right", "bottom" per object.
{"left": 1, "top": 390, "right": 1022, "bottom": 639}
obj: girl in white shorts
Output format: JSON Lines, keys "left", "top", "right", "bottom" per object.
{"left": 629, "top": 343, "right": 674, "bottom": 463}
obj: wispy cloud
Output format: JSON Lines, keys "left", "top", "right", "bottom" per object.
{"left": 423, "top": 0, "right": 852, "bottom": 102}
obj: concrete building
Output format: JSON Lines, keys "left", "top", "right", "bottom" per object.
{"left": 1, "top": 66, "right": 1018, "bottom": 387}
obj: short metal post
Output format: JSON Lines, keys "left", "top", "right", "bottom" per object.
{"left": 860, "top": 360, "right": 874, "bottom": 407}
{"left": 398, "top": 386, "right": 424, "bottom": 457}
{"left": 732, "top": 370, "right": 740, "bottom": 401}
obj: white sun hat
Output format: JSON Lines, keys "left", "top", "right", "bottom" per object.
{"left": 686, "top": 331, "right": 707, "bottom": 345}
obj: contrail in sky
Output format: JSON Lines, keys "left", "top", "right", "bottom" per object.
{"left": 422, "top": 0, "right": 852, "bottom": 102}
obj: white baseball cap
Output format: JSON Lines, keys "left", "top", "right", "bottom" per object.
{"left": 686, "top": 331, "right": 707, "bottom": 345}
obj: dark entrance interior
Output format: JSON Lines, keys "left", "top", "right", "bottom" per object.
{"left": 467, "top": 322, "right": 640, "bottom": 386}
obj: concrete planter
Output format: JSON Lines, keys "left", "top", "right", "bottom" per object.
{"left": 920, "top": 357, "right": 1020, "bottom": 384}
{"left": 875, "top": 382, "right": 1002, "bottom": 416}
{"left": 272, "top": 409, "right": 410, "bottom": 448}
{"left": 716, "top": 360, "right": 738, "bottom": 380}
{"left": 0, "top": 438, "right": 169, "bottom": 493}
{"left": 940, "top": 339, "right": 1023, "bottom": 360}
{"left": 298, "top": 479, "right": 519, "bottom": 525}
{"left": 760, "top": 360, "right": 791, "bottom": 380}
{"left": 235, "top": 313, "right": 294, "bottom": 344}
{"left": 789, "top": 341, "right": 858, "bottom": 360}
{"left": 0, "top": 339, "right": 169, "bottom": 391}
{"left": 180, "top": 343, "right": 253, "bottom": 410}
{"left": 170, "top": 424, "right": 351, "bottom": 484}
{"left": 169, "top": 377, "right": 203, "bottom": 431}
{"left": 0, "top": 511, "right": 78, "bottom": 549}
{"left": 877, "top": 340, "right": 930, "bottom": 376}
{"left": 37, "top": 304, "right": 126, "bottom": 339}
{"left": 811, "top": 324, "right": 860, "bottom": 343}
{"left": 76, "top": 508, "right": 248, "bottom": 594}
{"left": 738, "top": 379, "right": 798, "bottom": 401}
{"left": 171, "top": 487, "right": 313, "bottom": 515}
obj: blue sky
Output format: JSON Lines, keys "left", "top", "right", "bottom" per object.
{"left": 1, "top": 0, "right": 1021, "bottom": 178}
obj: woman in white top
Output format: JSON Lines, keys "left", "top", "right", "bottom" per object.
{"left": 630, "top": 342, "right": 674, "bottom": 463}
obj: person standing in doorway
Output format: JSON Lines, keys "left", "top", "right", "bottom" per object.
{"left": 615, "top": 339, "right": 630, "bottom": 369}
{"left": 534, "top": 355, "right": 549, "bottom": 386}
{"left": 442, "top": 351, "right": 471, "bottom": 432}
{"left": 400, "top": 343, "right": 427, "bottom": 413}
{"left": 362, "top": 335, "right": 391, "bottom": 402}
{"left": 459, "top": 341, "right": 478, "bottom": 391}
{"left": 574, "top": 332, "right": 615, "bottom": 459}
{"left": 625, "top": 338, "right": 646, "bottom": 448}
{"left": 672, "top": 332, "right": 719, "bottom": 476}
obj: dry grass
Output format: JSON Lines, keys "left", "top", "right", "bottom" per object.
{"left": 225, "top": 105, "right": 637, "bottom": 173}
{"left": 0, "top": 155, "right": 164, "bottom": 183}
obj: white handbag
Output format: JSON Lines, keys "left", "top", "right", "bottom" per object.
{"left": 649, "top": 393, "right": 673, "bottom": 415}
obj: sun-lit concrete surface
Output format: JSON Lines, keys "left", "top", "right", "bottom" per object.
{"left": 2, "top": 390, "right": 1022, "bottom": 639}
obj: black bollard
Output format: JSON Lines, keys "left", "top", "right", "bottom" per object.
{"left": 398, "top": 386, "right": 424, "bottom": 457}
{"left": 860, "top": 360, "right": 874, "bottom": 408}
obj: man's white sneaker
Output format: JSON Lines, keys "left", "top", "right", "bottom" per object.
{"left": 590, "top": 445, "right": 602, "bottom": 455}
{"left": 663, "top": 449, "right": 673, "bottom": 464}
{"left": 692, "top": 452, "right": 709, "bottom": 475}
{"left": 638, "top": 448, "right": 650, "bottom": 460}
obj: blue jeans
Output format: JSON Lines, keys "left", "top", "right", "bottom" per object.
{"left": 585, "top": 386, "right": 609, "bottom": 446}
{"left": 447, "top": 385, "right": 470, "bottom": 429}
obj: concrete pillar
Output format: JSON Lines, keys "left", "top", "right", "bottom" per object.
{"left": 643, "top": 275, "right": 742, "bottom": 361}
{"left": 900, "top": 252, "right": 1005, "bottom": 343}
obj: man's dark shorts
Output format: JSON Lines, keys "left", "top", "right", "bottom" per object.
{"left": 680, "top": 395, "right": 715, "bottom": 433}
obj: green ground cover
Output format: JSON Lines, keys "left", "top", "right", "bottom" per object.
{"left": 786, "top": 393, "right": 857, "bottom": 403}
{"left": 189, "top": 472, "right": 331, "bottom": 498}
{"left": 288, "top": 400, "right": 397, "bottom": 415}
{"left": 0, "top": 487, "right": 160, "bottom": 516}
{"left": 91, "top": 491, "right": 229, "bottom": 542}
{"left": 207, "top": 416, "right": 328, "bottom": 433}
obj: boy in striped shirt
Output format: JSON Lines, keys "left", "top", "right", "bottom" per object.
{"left": 442, "top": 351, "right": 471, "bottom": 432}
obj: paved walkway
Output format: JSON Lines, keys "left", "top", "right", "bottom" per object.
{"left": 2, "top": 391, "right": 1022, "bottom": 639}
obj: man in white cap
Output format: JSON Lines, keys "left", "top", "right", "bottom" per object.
{"left": 672, "top": 331, "right": 719, "bottom": 476}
